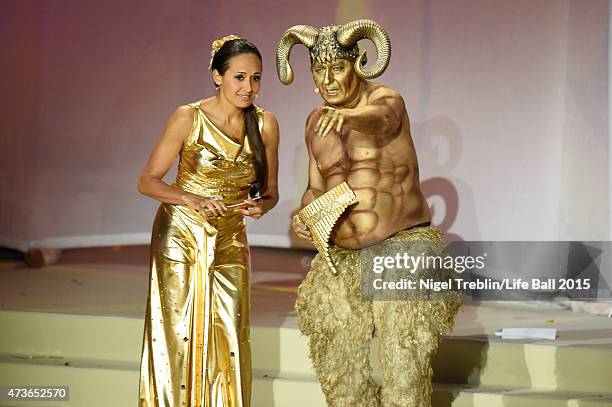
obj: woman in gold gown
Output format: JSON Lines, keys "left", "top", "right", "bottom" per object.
{"left": 137, "top": 36, "right": 279, "bottom": 407}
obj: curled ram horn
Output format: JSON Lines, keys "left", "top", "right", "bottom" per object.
{"left": 336, "top": 19, "right": 391, "bottom": 79}
{"left": 276, "top": 25, "right": 319, "bottom": 85}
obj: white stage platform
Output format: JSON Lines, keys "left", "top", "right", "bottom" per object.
{"left": 0, "top": 246, "right": 611, "bottom": 406}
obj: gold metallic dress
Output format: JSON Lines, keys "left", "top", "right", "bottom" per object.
{"left": 139, "top": 101, "right": 262, "bottom": 407}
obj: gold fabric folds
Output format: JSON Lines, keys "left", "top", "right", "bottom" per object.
{"left": 139, "top": 101, "right": 262, "bottom": 407}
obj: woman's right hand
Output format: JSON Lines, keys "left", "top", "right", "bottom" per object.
{"left": 292, "top": 214, "right": 312, "bottom": 241}
{"left": 181, "top": 192, "right": 228, "bottom": 218}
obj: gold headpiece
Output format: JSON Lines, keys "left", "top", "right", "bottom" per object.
{"left": 209, "top": 34, "right": 241, "bottom": 69}
{"left": 276, "top": 19, "right": 391, "bottom": 85}
{"left": 298, "top": 182, "right": 357, "bottom": 274}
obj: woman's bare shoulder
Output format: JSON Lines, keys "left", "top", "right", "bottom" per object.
{"left": 261, "top": 110, "right": 279, "bottom": 145}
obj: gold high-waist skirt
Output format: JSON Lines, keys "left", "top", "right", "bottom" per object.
{"left": 139, "top": 204, "right": 251, "bottom": 407}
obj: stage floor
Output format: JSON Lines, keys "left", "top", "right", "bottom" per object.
{"left": 0, "top": 245, "right": 611, "bottom": 347}
{"left": 1, "top": 246, "right": 612, "bottom": 406}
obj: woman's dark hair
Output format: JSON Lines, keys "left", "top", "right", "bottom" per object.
{"left": 210, "top": 39, "right": 267, "bottom": 197}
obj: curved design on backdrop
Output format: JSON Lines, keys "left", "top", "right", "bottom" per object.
{"left": 421, "top": 177, "right": 461, "bottom": 242}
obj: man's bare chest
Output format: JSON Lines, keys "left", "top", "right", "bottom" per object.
{"left": 311, "top": 132, "right": 383, "bottom": 176}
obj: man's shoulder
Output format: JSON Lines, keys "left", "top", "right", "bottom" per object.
{"left": 365, "top": 82, "right": 403, "bottom": 102}
{"left": 305, "top": 106, "right": 323, "bottom": 128}
{"left": 307, "top": 105, "right": 324, "bottom": 117}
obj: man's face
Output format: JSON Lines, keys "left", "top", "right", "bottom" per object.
{"left": 311, "top": 59, "right": 361, "bottom": 107}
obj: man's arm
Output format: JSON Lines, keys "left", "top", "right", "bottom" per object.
{"left": 316, "top": 87, "right": 405, "bottom": 139}
{"left": 344, "top": 88, "right": 404, "bottom": 136}
{"left": 293, "top": 111, "right": 327, "bottom": 241}
{"left": 301, "top": 137, "right": 326, "bottom": 207}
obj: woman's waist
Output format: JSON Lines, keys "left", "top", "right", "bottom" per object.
{"left": 173, "top": 178, "right": 251, "bottom": 204}
{"left": 159, "top": 202, "right": 247, "bottom": 230}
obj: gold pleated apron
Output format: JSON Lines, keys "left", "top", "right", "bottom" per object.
{"left": 139, "top": 101, "right": 262, "bottom": 407}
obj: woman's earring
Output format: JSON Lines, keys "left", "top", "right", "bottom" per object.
{"left": 314, "top": 87, "right": 320, "bottom": 94}
{"left": 254, "top": 94, "right": 259, "bottom": 99}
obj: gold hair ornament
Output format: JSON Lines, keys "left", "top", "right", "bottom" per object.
{"left": 209, "top": 34, "right": 241, "bottom": 69}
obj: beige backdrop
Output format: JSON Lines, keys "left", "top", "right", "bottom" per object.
{"left": 0, "top": 0, "right": 609, "bottom": 251}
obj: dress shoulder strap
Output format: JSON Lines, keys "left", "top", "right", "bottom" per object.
{"left": 183, "top": 101, "right": 203, "bottom": 146}
{"left": 188, "top": 100, "right": 202, "bottom": 110}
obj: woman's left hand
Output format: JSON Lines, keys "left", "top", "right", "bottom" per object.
{"left": 235, "top": 199, "right": 265, "bottom": 219}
